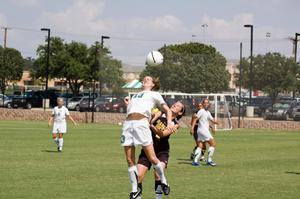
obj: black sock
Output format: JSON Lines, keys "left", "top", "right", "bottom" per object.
{"left": 155, "top": 180, "right": 162, "bottom": 194}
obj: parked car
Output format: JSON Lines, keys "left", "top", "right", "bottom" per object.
{"left": 78, "top": 97, "right": 97, "bottom": 112}
{"left": 94, "top": 97, "right": 111, "bottom": 112}
{"left": 11, "top": 91, "right": 44, "bottom": 109}
{"left": 0, "top": 94, "right": 12, "bottom": 108}
{"left": 67, "top": 96, "right": 85, "bottom": 111}
{"left": 104, "top": 98, "right": 127, "bottom": 113}
{"left": 264, "top": 100, "right": 298, "bottom": 120}
{"left": 292, "top": 105, "right": 300, "bottom": 121}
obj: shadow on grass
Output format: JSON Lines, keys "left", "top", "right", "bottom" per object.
{"left": 285, "top": 171, "right": 300, "bottom": 175}
{"left": 41, "top": 149, "right": 58, "bottom": 153}
{"left": 177, "top": 158, "right": 192, "bottom": 165}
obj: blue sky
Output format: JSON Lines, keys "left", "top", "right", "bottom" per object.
{"left": 0, "top": 0, "right": 299, "bottom": 66}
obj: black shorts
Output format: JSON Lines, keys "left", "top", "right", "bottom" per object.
{"left": 138, "top": 150, "right": 169, "bottom": 170}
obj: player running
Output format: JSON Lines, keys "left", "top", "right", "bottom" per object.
{"left": 121, "top": 76, "right": 175, "bottom": 199}
{"left": 191, "top": 99, "right": 218, "bottom": 166}
{"left": 48, "top": 98, "right": 78, "bottom": 152}
{"left": 137, "top": 101, "right": 185, "bottom": 199}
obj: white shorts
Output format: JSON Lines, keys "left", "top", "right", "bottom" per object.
{"left": 197, "top": 128, "right": 213, "bottom": 142}
{"left": 120, "top": 120, "right": 152, "bottom": 147}
{"left": 52, "top": 122, "right": 67, "bottom": 134}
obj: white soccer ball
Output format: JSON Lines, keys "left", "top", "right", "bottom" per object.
{"left": 146, "top": 51, "right": 164, "bottom": 66}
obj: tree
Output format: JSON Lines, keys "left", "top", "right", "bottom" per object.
{"left": 33, "top": 37, "right": 123, "bottom": 95}
{"left": 235, "top": 52, "right": 297, "bottom": 104}
{"left": 140, "top": 42, "right": 230, "bottom": 93}
{"left": 0, "top": 46, "right": 24, "bottom": 96}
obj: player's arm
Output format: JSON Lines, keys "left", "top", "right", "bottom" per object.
{"left": 67, "top": 115, "right": 78, "bottom": 126}
{"left": 152, "top": 123, "right": 180, "bottom": 138}
{"left": 160, "top": 103, "right": 175, "bottom": 132}
{"left": 150, "top": 109, "right": 161, "bottom": 125}
{"left": 48, "top": 115, "right": 53, "bottom": 127}
{"left": 190, "top": 113, "right": 197, "bottom": 135}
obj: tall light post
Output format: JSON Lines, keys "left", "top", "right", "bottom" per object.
{"left": 238, "top": 42, "right": 243, "bottom": 128}
{"left": 244, "top": 24, "right": 253, "bottom": 104}
{"left": 201, "top": 24, "right": 208, "bottom": 43}
{"left": 41, "top": 28, "right": 50, "bottom": 110}
{"left": 99, "top": 35, "right": 110, "bottom": 97}
{"left": 295, "top": 33, "right": 300, "bottom": 63}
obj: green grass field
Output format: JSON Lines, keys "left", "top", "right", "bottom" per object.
{"left": 0, "top": 120, "right": 299, "bottom": 199}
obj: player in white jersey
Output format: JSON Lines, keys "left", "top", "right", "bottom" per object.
{"left": 48, "top": 98, "right": 78, "bottom": 152}
{"left": 191, "top": 99, "right": 218, "bottom": 166}
{"left": 121, "top": 76, "right": 175, "bottom": 199}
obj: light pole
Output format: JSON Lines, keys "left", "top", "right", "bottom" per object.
{"left": 295, "top": 33, "right": 300, "bottom": 63}
{"left": 201, "top": 24, "right": 208, "bottom": 43}
{"left": 244, "top": 24, "right": 253, "bottom": 104}
{"left": 41, "top": 28, "right": 50, "bottom": 110}
{"left": 91, "top": 42, "right": 99, "bottom": 123}
{"left": 238, "top": 42, "right": 243, "bottom": 128}
{"left": 99, "top": 35, "right": 110, "bottom": 97}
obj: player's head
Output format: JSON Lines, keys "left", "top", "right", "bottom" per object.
{"left": 170, "top": 101, "right": 185, "bottom": 120}
{"left": 202, "top": 98, "right": 210, "bottom": 110}
{"left": 197, "top": 102, "right": 203, "bottom": 110}
{"left": 142, "top": 76, "right": 160, "bottom": 91}
{"left": 57, "top": 98, "right": 64, "bottom": 107}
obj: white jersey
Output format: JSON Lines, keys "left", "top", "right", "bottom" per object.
{"left": 127, "top": 91, "right": 166, "bottom": 119}
{"left": 196, "top": 109, "right": 213, "bottom": 134}
{"left": 52, "top": 106, "right": 70, "bottom": 123}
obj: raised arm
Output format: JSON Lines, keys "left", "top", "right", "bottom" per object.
{"left": 151, "top": 123, "right": 180, "bottom": 138}
{"left": 160, "top": 103, "right": 175, "bottom": 131}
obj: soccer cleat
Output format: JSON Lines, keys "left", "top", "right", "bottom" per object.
{"left": 191, "top": 162, "right": 200, "bottom": 166}
{"left": 129, "top": 187, "right": 142, "bottom": 199}
{"left": 207, "top": 161, "right": 216, "bottom": 166}
{"left": 161, "top": 183, "right": 170, "bottom": 195}
{"left": 57, "top": 147, "right": 62, "bottom": 152}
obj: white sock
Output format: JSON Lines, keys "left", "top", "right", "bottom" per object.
{"left": 53, "top": 137, "right": 58, "bottom": 146}
{"left": 153, "top": 162, "right": 167, "bottom": 185}
{"left": 193, "top": 147, "right": 202, "bottom": 163}
{"left": 128, "top": 166, "right": 138, "bottom": 192}
{"left": 58, "top": 138, "right": 64, "bottom": 149}
{"left": 208, "top": 147, "right": 215, "bottom": 162}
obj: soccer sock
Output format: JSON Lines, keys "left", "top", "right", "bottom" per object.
{"left": 153, "top": 162, "right": 167, "bottom": 185}
{"left": 53, "top": 137, "right": 58, "bottom": 146}
{"left": 155, "top": 180, "right": 163, "bottom": 199}
{"left": 193, "top": 147, "right": 202, "bottom": 163}
{"left": 58, "top": 138, "right": 64, "bottom": 149}
{"left": 128, "top": 166, "right": 138, "bottom": 192}
{"left": 208, "top": 147, "right": 215, "bottom": 162}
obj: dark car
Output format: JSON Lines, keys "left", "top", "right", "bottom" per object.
{"left": 247, "top": 97, "right": 271, "bottom": 116}
{"left": 94, "top": 97, "right": 111, "bottom": 112}
{"left": 105, "top": 98, "right": 127, "bottom": 113}
{"left": 264, "top": 101, "right": 298, "bottom": 120}
{"left": 78, "top": 97, "right": 97, "bottom": 112}
{"left": 11, "top": 91, "right": 44, "bottom": 109}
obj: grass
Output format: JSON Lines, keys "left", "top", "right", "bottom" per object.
{"left": 0, "top": 120, "right": 300, "bottom": 199}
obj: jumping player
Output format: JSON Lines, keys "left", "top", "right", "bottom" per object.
{"left": 191, "top": 99, "right": 218, "bottom": 166}
{"left": 48, "top": 98, "right": 78, "bottom": 152}
{"left": 137, "top": 101, "right": 185, "bottom": 199}
{"left": 121, "top": 76, "right": 175, "bottom": 199}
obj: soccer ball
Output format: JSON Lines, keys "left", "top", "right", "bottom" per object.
{"left": 146, "top": 51, "right": 164, "bottom": 66}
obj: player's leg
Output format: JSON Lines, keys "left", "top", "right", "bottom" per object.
{"left": 124, "top": 146, "right": 141, "bottom": 199}
{"left": 52, "top": 133, "right": 58, "bottom": 147}
{"left": 153, "top": 152, "right": 168, "bottom": 199}
{"left": 190, "top": 130, "right": 198, "bottom": 160}
{"left": 200, "top": 141, "right": 207, "bottom": 161}
{"left": 58, "top": 133, "right": 64, "bottom": 152}
{"left": 207, "top": 138, "right": 217, "bottom": 166}
{"left": 192, "top": 140, "right": 203, "bottom": 165}
{"left": 142, "top": 144, "right": 170, "bottom": 195}
{"left": 137, "top": 163, "right": 148, "bottom": 199}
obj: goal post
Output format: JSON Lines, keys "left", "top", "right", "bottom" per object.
{"left": 129, "top": 92, "right": 234, "bottom": 131}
